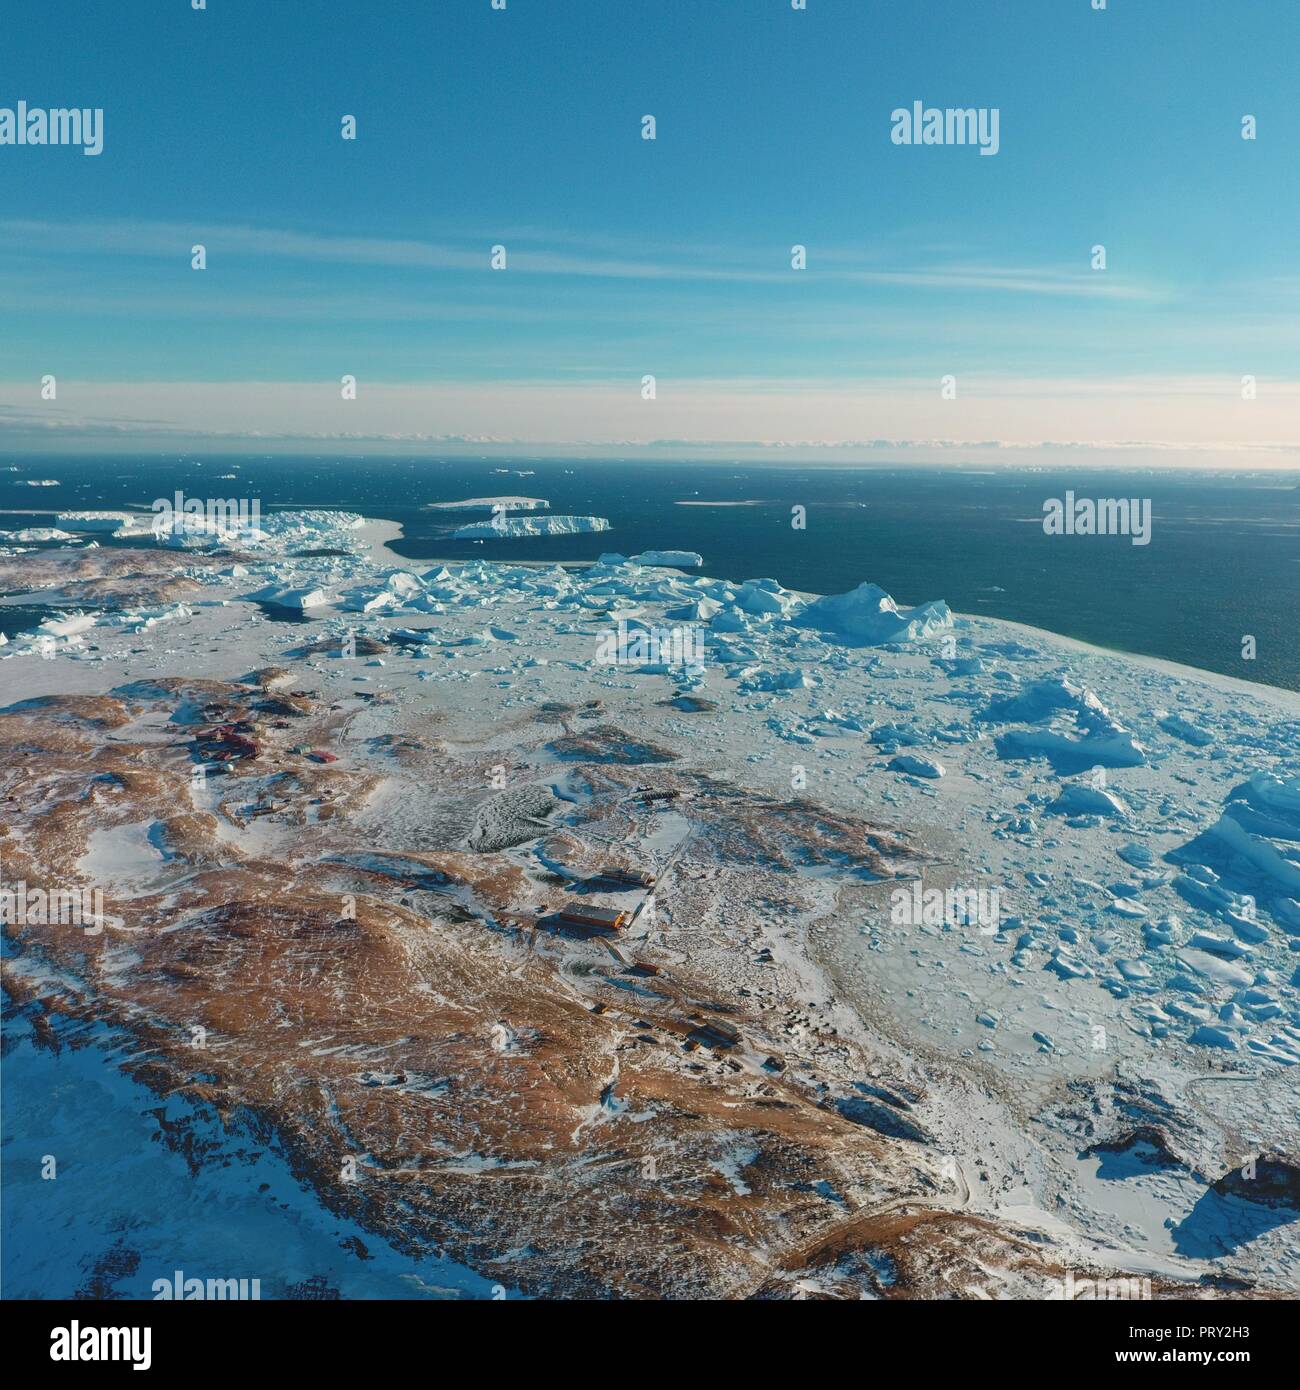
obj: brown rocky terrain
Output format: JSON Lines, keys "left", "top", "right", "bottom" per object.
{"left": 1, "top": 674, "right": 1228, "bottom": 1298}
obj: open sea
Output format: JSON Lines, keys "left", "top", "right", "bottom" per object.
{"left": 2, "top": 455, "right": 1297, "bottom": 691}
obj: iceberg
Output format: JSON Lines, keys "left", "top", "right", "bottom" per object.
{"left": 664, "top": 597, "right": 722, "bottom": 623}
{"left": 794, "top": 581, "right": 951, "bottom": 646}
{"left": 737, "top": 667, "right": 821, "bottom": 694}
{"left": 4, "top": 609, "right": 101, "bottom": 655}
{"left": 888, "top": 754, "right": 945, "bottom": 779}
{"left": 55, "top": 511, "right": 137, "bottom": 532}
{"left": 733, "top": 578, "right": 805, "bottom": 619}
{"left": 39, "top": 612, "right": 98, "bottom": 640}
{"left": 1046, "top": 783, "right": 1130, "bottom": 819}
{"left": 870, "top": 723, "right": 924, "bottom": 747}
{"left": 1169, "top": 772, "right": 1300, "bottom": 910}
{"left": 3, "top": 528, "right": 78, "bottom": 543}
{"left": 980, "top": 675, "right": 1146, "bottom": 772}
{"left": 1187, "top": 930, "right": 1252, "bottom": 960}
{"left": 382, "top": 571, "right": 425, "bottom": 599}
{"left": 1174, "top": 949, "right": 1254, "bottom": 988}
{"left": 630, "top": 550, "right": 703, "bottom": 569}
{"left": 1047, "top": 950, "right": 1094, "bottom": 980}
{"left": 249, "top": 585, "right": 332, "bottom": 610}
{"left": 428, "top": 497, "right": 548, "bottom": 512}
{"left": 452, "top": 515, "right": 611, "bottom": 539}
{"left": 1159, "top": 713, "right": 1214, "bottom": 747}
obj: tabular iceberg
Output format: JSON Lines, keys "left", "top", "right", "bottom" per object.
{"left": 452, "top": 515, "right": 611, "bottom": 539}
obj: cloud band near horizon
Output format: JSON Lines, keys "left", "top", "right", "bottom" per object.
{"left": 1, "top": 378, "right": 1297, "bottom": 466}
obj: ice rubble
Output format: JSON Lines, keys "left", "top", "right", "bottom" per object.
{"left": 151, "top": 509, "right": 364, "bottom": 554}
{"left": 155, "top": 509, "right": 362, "bottom": 552}
{"left": 154, "top": 515, "right": 269, "bottom": 548}
{"left": 2, "top": 602, "right": 195, "bottom": 656}
{"left": 28, "top": 518, "right": 956, "bottom": 693}
{"left": 978, "top": 675, "right": 1146, "bottom": 771}
{"left": 0, "top": 512, "right": 374, "bottom": 657}
{"left": 1170, "top": 772, "right": 1300, "bottom": 925}
{"left": 1, "top": 527, "right": 79, "bottom": 543}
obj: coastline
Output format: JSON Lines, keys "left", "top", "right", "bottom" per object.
{"left": 984, "top": 615, "right": 1300, "bottom": 716}
{"left": 4, "top": 505, "right": 1297, "bottom": 1296}
{"left": 359, "top": 515, "right": 1300, "bottom": 710}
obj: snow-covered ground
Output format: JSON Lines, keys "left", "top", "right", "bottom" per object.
{"left": 3, "top": 508, "right": 1296, "bottom": 1296}
{"left": 1, "top": 1013, "right": 503, "bottom": 1300}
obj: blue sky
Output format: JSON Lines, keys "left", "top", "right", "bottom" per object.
{"left": 2, "top": 0, "right": 1297, "bottom": 459}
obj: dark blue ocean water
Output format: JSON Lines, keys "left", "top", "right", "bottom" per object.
{"left": 2, "top": 455, "right": 1297, "bottom": 690}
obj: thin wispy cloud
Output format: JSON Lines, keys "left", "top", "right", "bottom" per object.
{"left": 0, "top": 217, "right": 1154, "bottom": 298}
